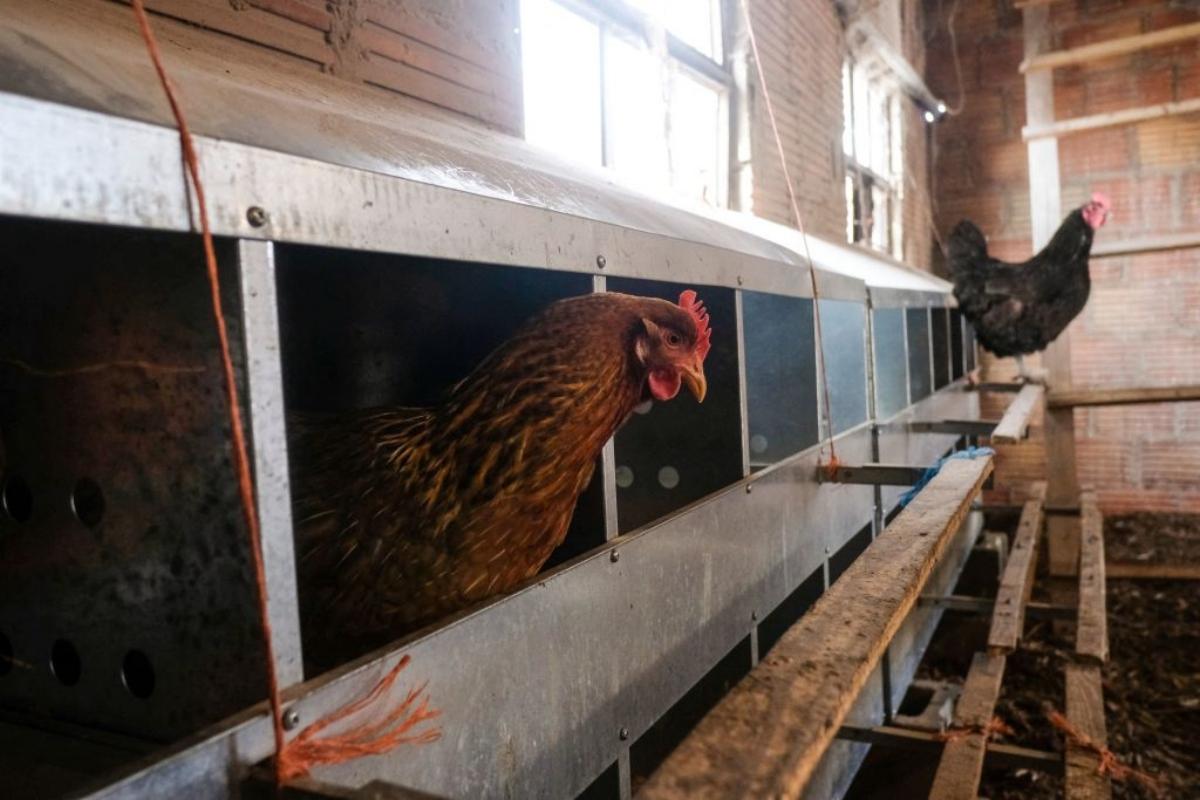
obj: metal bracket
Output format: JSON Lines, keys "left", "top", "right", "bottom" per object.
{"left": 819, "top": 463, "right": 928, "bottom": 486}
{"left": 918, "top": 594, "right": 1076, "bottom": 620}
{"left": 907, "top": 419, "right": 1000, "bottom": 437}
{"left": 836, "top": 724, "right": 1063, "bottom": 775}
{"left": 963, "top": 382, "right": 1025, "bottom": 393}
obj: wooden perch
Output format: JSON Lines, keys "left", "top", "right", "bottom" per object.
{"left": 1076, "top": 494, "right": 1108, "bottom": 664}
{"left": 1064, "top": 663, "right": 1112, "bottom": 800}
{"left": 1091, "top": 231, "right": 1200, "bottom": 259}
{"left": 928, "top": 652, "right": 1007, "bottom": 800}
{"left": 1021, "top": 22, "right": 1200, "bottom": 72}
{"left": 991, "top": 384, "right": 1042, "bottom": 443}
{"left": 1106, "top": 562, "right": 1200, "bottom": 580}
{"left": 1024, "top": 97, "right": 1200, "bottom": 141}
{"left": 988, "top": 485, "right": 1046, "bottom": 653}
{"left": 1048, "top": 384, "right": 1200, "bottom": 409}
{"left": 638, "top": 457, "right": 993, "bottom": 800}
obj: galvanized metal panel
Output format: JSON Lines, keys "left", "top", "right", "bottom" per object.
{"left": 0, "top": 91, "right": 866, "bottom": 305}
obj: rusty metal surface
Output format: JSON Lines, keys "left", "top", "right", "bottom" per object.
{"left": 0, "top": 219, "right": 268, "bottom": 741}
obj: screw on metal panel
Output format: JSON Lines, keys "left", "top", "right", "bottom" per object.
{"left": 610, "top": 550, "right": 620, "bottom": 563}
{"left": 737, "top": 275, "right": 744, "bottom": 285}
{"left": 596, "top": 255, "right": 607, "bottom": 269}
{"left": 619, "top": 727, "right": 629, "bottom": 741}
{"left": 246, "top": 206, "right": 269, "bottom": 228}
{"left": 745, "top": 483, "right": 753, "bottom": 494}
{"left": 282, "top": 707, "right": 300, "bottom": 731}
{"left": 751, "top": 611, "right": 758, "bottom": 621}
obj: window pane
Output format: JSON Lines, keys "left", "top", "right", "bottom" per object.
{"left": 669, "top": 69, "right": 723, "bottom": 205}
{"left": 852, "top": 66, "right": 871, "bottom": 166}
{"left": 665, "top": 0, "right": 722, "bottom": 60}
{"left": 842, "top": 62, "right": 854, "bottom": 157}
{"left": 605, "top": 31, "right": 670, "bottom": 189}
{"left": 520, "top": 0, "right": 602, "bottom": 166}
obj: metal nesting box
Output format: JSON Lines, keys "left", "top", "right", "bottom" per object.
{"left": 0, "top": 7, "right": 979, "bottom": 800}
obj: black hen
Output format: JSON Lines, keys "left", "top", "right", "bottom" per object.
{"left": 948, "top": 193, "right": 1110, "bottom": 379}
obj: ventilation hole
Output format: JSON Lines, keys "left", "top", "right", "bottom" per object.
{"left": 50, "top": 639, "right": 82, "bottom": 686}
{"left": 657, "top": 466, "right": 680, "bottom": 489}
{"left": 0, "top": 632, "right": 12, "bottom": 676}
{"left": 615, "top": 466, "right": 634, "bottom": 489}
{"left": 121, "top": 650, "right": 155, "bottom": 699}
{"left": 1, "top": 475, "right": 33, "bottom": 523}
{"left": 70, "top": 478, "right": 106, "bottom": 528}
{"left": 749, "top": 434, "right": 769, "bottom": 455}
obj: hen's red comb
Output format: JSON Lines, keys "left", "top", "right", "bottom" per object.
{"left": 678, "top": 290, "right": 712, "bottom": 361}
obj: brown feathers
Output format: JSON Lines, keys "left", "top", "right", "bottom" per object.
{"left": 290, "top": 291, "right": 709, "bottom": 667}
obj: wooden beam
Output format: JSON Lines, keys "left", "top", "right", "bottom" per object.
{"left": 1048, "top": 384, "right": 1200, "bottom": 409}
{"left": 1106, "top": 562, "right": 1200, "bottom": 580}
{"left": 1076, "top": 494, "right": 1108, "bottom": 664}
{"left": 990, "top": 384, "right": 1043, "bottom": 444}
{"left": 988, "top": 485, "right": 1046, "bottom": 652}
{"left": 928, "top": 651, "right": 1007, "bottom": 800}
{"left": 1024, "top": 97, "right": 1200, "bottom": 141}
{"left": 1091, "top": 231, "right": 1200, "bottom": 258}
{"left": 1021, "top": 22, "right": 1200, "bottom": 72}
{"left": 638, "top": 457, "right": 994, "bottom": 800}
{"left": 1064, "top": 663, "right": 1112, "bottom": 800}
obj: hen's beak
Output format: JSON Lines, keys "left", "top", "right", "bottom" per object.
{"left": 681, "top": 358, "right": 707, "bottom": 403}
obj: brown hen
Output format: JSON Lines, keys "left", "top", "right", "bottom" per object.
{"left": 290, "top": 290, "right": 711, "bottom": 666}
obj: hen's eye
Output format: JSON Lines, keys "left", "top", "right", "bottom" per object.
{"left": 666, "top": 332, "right": 682, "bottom": 346}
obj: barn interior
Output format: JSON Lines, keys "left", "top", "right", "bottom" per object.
{"left": 0, "top": 1, "right": 1197, "bottom": 799}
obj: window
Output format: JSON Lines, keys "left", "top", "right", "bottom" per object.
{"left": 843, "top": 59, "right": 903, "bottom": 259}
{"left": 520, "top": 0, "right": 730, "bottom": 207}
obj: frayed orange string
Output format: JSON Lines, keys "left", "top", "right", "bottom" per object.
{"left": 935, "top": 716, "right": 1015, "bottom": 743}
{"left": 129, "top": 3, "right": 439, "bottom": 789}
{"left": 278, "top": 656, "right": 442, "bottom": 782}
{"left": 1047, "top": 710, "right": 1162, "bottom": 795}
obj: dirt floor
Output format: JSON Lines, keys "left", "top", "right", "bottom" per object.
{"left": 983, "top": 512, "right": 1200, "bottom": 800}
{"left": 848, "top": 512, "right": 1200, "bottom": 799}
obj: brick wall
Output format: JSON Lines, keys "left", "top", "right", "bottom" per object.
{"left": 924, "top": 0, "right": 1200, "bottom": 513}
{"left": 746, "top": 0, "right": 936, "bottom": 266}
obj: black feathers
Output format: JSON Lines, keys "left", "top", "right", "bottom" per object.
{"left": 949, "top": 208, "right": 1096, "bottom": 359}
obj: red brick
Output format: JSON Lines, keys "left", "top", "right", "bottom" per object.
{"left": 1059, "top": 128, "right": 1135, "bottom": 176}
{"left": 1137, "top": 116, "right": 1200, "bottom": 168}
{"left": 1141, "top": 443, "right": 1200, "bottom": 489}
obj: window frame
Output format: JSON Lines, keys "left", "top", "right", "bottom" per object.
{"left": 843, "top": 57, "right": 903, "bottom": 260}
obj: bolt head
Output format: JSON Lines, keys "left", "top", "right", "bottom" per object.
{"left": 619, "top": 727, "right": 629, "bottom": 741}
{"left": 610, "top": 550, "right": 620, "bottom": 563}
{"left": 745, "top": 483, "right": 753, "bottom": 494}
{"left": 282, "top": 707, "right": 300, "bottom": 731}
{"left": 751, "top": 611, "right": 758, "bottom": 621}
{"left": 246, "top": 206, "right": 268, "bottom": 228}
{"left": 596, "top": 255, "right": 607, "bottom": 269}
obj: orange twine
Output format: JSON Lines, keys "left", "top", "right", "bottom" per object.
{"left": 935, "top": 716, "right": 1015, "bottom": 743}
{"left": 278, "top": 656, "right": 442, "bottom": 782}
{"left": 129, "top": 2, "right": 439, "bottom": 787}
{"left": 740, "top": 0, "right": 838, "bottom": 470}
{"left": 1047, "top": 710, "right": 1162, "bottom": 795}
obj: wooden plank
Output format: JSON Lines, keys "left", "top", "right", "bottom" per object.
{"left": 990, "top": 384, "right": 1043, "bottom": 443}
{"left": 1048, "top": 384, "right": 1200, "bottom": 409}
{"left": 928, "top": 651, "right": 1007, "bottom": 800}
{"left": 638, "top": 457, "right": 993, "bottom": 800}
{"left": 1092, "top": 231, "right": 1200, "bottom": 259}
{"left": 1076, "top": 494, "right": 1108, "bottom": 664}
{"left": 1106, "top": 562, "right": 1200, "bottom": 580}
{"left": 1024, "top": 97, "right": 1200, "bottom": 141}
{"left": 988, "top": 484, "right": 1046, "bottom": 652}
{"left": 139, "top": 0, "right": 334, "bottom": 66}
{"left": 1022, "top": 22, "right": 1200, "bottom": 72}
{"left": 1064, "top": 663, "right": 1112, "bottom": 800}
